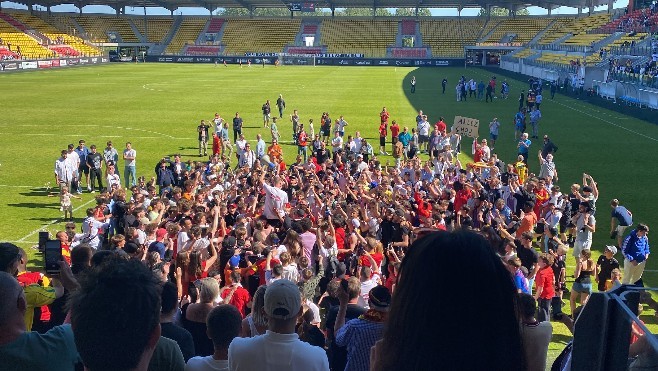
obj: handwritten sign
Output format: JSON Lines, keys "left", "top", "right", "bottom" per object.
{"left": 453, "top": 116, "right": 480, "bottom": 138}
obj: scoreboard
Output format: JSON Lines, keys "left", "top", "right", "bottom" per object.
{"left": 288, "top": 2, "right": 316, "bottom": 12}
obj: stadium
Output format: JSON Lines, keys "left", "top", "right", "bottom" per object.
{"left": 1, "top": 0, "right": 658, "bottom": 369}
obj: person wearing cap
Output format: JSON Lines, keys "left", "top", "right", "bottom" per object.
{"left": 596, "top": 245, "right": 620, "bottom": 292}
{"left": 148, "top": 228, "right": 170, "bottom": 260}
{"left": 334, "top": 285, "right": 390, "bottom": 371}
{"left": 228, "top": 279, "right": 329, "bottom": 371}
{"left": 621, "top": 223, "right": 650, "bottom": 285}
{"left": 570, "top": 201, "right": 596, "bottom": 258}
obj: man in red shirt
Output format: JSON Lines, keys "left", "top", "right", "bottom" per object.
{"left": 435, "top": 117, "right": 447, "bottom": 134}
{"left": 390, "top": 120, "right": 400, "bottom": 151}
{"left": 378, "top": 126, "right": 388, "bottom": 156}
{"left": 533, "top": 253, "right": 555, "bottom": 319}
{"left": 220, "top": 270, "right": 251, "bottom": 318}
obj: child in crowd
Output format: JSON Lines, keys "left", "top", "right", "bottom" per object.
{"left": 596, "top": 245, "right": 620, "bottom": 292}
{"left": 49, "top": 185, "right": 81, "bottom": 221}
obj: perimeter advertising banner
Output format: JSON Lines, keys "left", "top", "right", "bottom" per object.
{"left": 146, "top": 55, "right": 463, "bottom": 67}
{"left": 0, "top": 57, "right": 109, "bottom": 72}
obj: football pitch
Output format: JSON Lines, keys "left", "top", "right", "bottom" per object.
{"left": 2, "top": 63, "right": 658, "bottom": 361}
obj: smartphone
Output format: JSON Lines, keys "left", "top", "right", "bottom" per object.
{"left": 44, "top": 240, "right": 62, "bottom": 274}
{"left": 38, "top": 231, "right": 49, "bottom": 251}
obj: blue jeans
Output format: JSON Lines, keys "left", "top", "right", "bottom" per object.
{"left": 124, "top": 166, "right": 136, "bottom": 188}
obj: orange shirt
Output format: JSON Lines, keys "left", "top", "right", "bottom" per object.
{"left": 516, "top": 211, "right": 538, "bottom": 238}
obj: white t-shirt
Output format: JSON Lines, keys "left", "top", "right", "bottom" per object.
{"left": 123, "top": 149, "right": 136, "bottom": 167}
{"left": 331, "top": 136, "right": 343, "bottom": 151}
{"left": 357, "top": 276, "right": 380, "bottom": 309}
{"left": 418, "top": 120, "right": 430, "bottom": 136}
{"left": 263, "top": 183, "right": 288, "bottom": 220}
{"left": 228, "top": 331, "right": 329, "bottom": 371}
{"left": 185, "top": 356, "right": 229, "bottom": 371}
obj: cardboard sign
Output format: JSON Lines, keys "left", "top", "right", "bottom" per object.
{"left": 453, "top": 116, "right": 480, "bottom": 138}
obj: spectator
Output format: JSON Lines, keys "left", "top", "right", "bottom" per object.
{"left": 228, "top": 279, "right": 329, "bottom": 370}
{"left": 185, "top": 304, "right": 242, "bottom": 371}
{"left": 181, "top": 278, "right": 219, "bottom": 357}
{"left": 324, "top": 276, "right": 366, "bottom": 371}
{"left": 70, "top": 258, "right": 185, "bottom": 371}
{"left": 519, "top": 294, "right": 552, "bottom": 371}
{"left": 241, "top": 285, "right": 268, "bottom": 337}
{"left": 334, "top": 285, "right": 390, "bottom": 371}
{"left": 161, "top": 281, "right": 196, "bottom": 362}
{"left": 371, "top": 231, "right": 525, "bottom": 370}
{"left": 622, "top": 223, "right": 650, "bottom": 285}
{"left": 0, "top": 271, "right": 81, "bottom": 370}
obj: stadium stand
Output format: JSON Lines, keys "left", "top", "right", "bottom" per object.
{"left": 221, "top": 19, "right": 300, "bottom": 55}
{"left": 0, "top": 45, "right": 20, "bottom": 59}
{"left": 74, "top": 14, "right": 139, "bottom": 42}
{"left": 320, "top": 19, "right": 397, "bottom": 57}
{"left": 401, "top": 19, "right": 416, "bottom": 35}
{"left": 482, "top": 18, "right": 553, "bottom": 44}
{"left": 165, "top": 18, "right": 207, "bottom": 54}
{"left": 206, "top": 18, "right": 224, "bottom": 33}
{"left": 420, "top": 19, "right": 485, "bottom": 58}
{"left": 132, "top": 17, "right": 172, "bottom": 44}
{"left": 301, "top": 24, "right": 318, "bottom": 35}
{"left": 595, "top": 9, "right": 658, "bottom": 33}
{"left": 0, "top": 17, "right": 53, "bottom": 59}
{"left": 538, "top": 13, "right": 610, "bottom": 44}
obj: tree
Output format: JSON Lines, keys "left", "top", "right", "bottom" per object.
{"left": 336, "top": 8, "right": 392, "bottom": 17}
{"left": 477, "top": 7, "right": 530, "bottom": 17}
{"left": 395, "top": 8, "right": 432, "bottom": 17}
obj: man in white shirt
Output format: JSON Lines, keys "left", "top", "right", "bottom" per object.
{"left": 235, "top": 134, "right": 247, "bottom": 158}
{"left": 417, "top": 116, "right": 431, "bottom": 153}
{"left": 81, "top": 208, "right": 110, "bottom": 250}
{"left": 122, "top": 142, "right": 137, "bottom": 189}
{"left": 331, "top": 132, "right": 343, "bottom": 157}
{"left": 228, "top": 279, "right": 329, "bottom": 371}
{"left": 185, "top": 305, "right": 242, "bottom": 371}
{"left": 55, "top": 150, "right": 76, "bottom": 191}
{"left": 261, "top": 173, "right": 288, "bottom": 228}
{"left": 357, "top": 266, "right": 380, "bottom": 309}
{"left": 239, "top": 143, "right": 256, "bottom": 169}
{"left": 255, "top": 134, "right": 266, "bottom": 159}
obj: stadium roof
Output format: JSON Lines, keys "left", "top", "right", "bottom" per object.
{"left": 15, "top": 0, "right": 613, "bottom": 12}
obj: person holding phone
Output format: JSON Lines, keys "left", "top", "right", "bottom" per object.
{"left": 0, "top": 243, "right": 76, "bottom": 332}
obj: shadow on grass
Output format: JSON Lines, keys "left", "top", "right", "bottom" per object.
{"left": 19, "top": 190, "right": 52, "bottom": 197}
{"left": 8, "top": 202, "right": 59, "bottom": 209}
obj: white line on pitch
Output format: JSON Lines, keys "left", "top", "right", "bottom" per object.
{"left": 0, "top": 185, "right": 39, "bottom": 188}
{"left": 16, "top": 198, "right": 96, "bottom": 243}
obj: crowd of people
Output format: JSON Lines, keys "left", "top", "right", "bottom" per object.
{"left": 2, "top": 78, "right": 656, "bottom": 371}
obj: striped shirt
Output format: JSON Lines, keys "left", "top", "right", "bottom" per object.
{"left": 335, "top": 318, "right": 385, "bottom": 371}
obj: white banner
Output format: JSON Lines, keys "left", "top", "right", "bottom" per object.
{"left": 453, "top": 116, "right": 480, "bottom": 138}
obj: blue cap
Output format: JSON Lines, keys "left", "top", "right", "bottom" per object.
{"left": 229, "top": 255, "right": 240, "bottom": 268}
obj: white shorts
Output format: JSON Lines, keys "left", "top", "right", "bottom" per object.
{"left": 573, "top": 240, "right": 592, "bottom": 257}
{"left": 616, "top": 225, "right": 629, "bottom": 236}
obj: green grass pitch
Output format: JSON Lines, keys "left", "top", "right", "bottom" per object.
{"left": 1, "top": 63, "right": 658, "bottom": 364}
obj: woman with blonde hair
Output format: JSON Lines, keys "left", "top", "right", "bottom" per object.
{"left": 181, "top": 277, "right": 219, "bottom": 356}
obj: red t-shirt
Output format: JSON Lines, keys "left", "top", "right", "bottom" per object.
{"left": 453, "top": 188, "right": 472, "bottom": 214}
{"left": 534, "top": 188, "right": 549, "bottom": 217}
{"left": 435, "top": 120, "right": 447, "bottom": 133}
{"left": 359, "top": 252, "right": 384, "bottom": 270}
{"left": 380, "top": 111, "right": 390, "bottom": 124}
{"left": 335, "top": 227, "right": 347, "bottom": 261}
{"left": 221, "top": 286, "right": 251, "bottom": 318}
{"left": 390, "top": 124, "right": 400, "bottom": 139}
{"left": 298, "top": 132, "right": 308, "bottom": 146}
{"left": 516, "top": 211, "right": 537, "bottom": 238}
{"left": 535, "top": 266, "right": 555, "bottom": 299}
{"left": 379, "top": 123, "right": 387, "bottom": 138}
